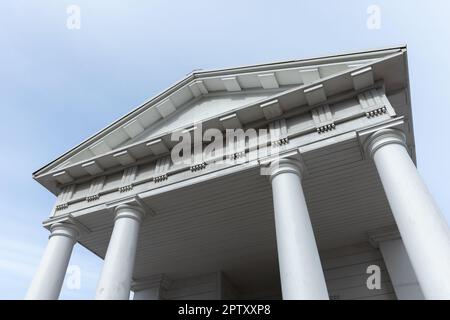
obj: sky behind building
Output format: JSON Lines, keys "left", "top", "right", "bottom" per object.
{"left": 0, "top": 0, "right": 449, "bottom": 299}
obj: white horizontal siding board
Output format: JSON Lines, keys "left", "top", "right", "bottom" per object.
{"left": 359, "top": 293, "right": 396, "bottom": 300}
{"left": 322, "top": 251, "right": 382, "bottom": 270}
{"left": 320, "top": 242, "right": 376, "bottom": 259}
{"left": 324, "top": 260, "right": 386, "bottom": 280}
{"left": 329, "top": 284, "right": 394, "bottom": 300}
{"left": 326, "top": 272, "right": 391, "bottom": 291}
{"left": 172, "top": 292, "right": 217, "bottom": 300}
{"left": 164, "top": 273, "right": 218, "bottom": 300}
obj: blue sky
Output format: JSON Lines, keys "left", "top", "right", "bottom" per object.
{"left": 0, "top": 0, "right": 449, "bottom": 299}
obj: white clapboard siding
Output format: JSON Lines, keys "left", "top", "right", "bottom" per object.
{"left": 165, "top": 273, "right": 219, "bottom": 300}
{"left": 321, "top": 242, "right": 396, "bottom": 300}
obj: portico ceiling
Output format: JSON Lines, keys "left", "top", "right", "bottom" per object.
{"left": 74, "top": 133, "right": 395, "bottom": 295}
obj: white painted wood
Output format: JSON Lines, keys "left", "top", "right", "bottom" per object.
{"left": 86, "top": 176, "right": 105, "bottom": 201}
{"left": 321, "top": 242, "right": 396, "bottom": 300}
{"left": 95, "top": 205, "right": 145, "bottom": 300}
{"left": 222, "top": 77, "right": 241, "bottom": 92}
{"left": 52, "top": 171, "right": 74, "bottom": 184}
{"left": 132, "top": 271, "right": 237, "bottom": 300}
{"left": 81, "top": 160, "right": 104, "bottom": 175}
{"left": 29, "top": 48, "right": 434, "bottom": 301}
{"left": 311, "top": 105, "right": 335, "bottom": 133}
{"left": 258, "top": 73, "right": 279, "bottom": 89}
{"left": 146, "top": 138, "right": 169, "bottom": 155}
{"left": 366, "top": 129, "right": 450, "bottom": 299}
{"left": 113, "top": 150, "right": 136, "bottom": 166}
{"left": 155, "top": 99, "right": 176, "bottom": 118}
{"left": 379, "top": 239, "right": 424, "bottom": 299}
{"left": 57, "top": 185, "right": 75, "bottom": 203}
{"left": 299, "top": 68, "right": 320, "bottom": 84}
{"left": 351, "top": 67, "right": 374, "bottom": 90}
{"left": 133, "top": 274, "right": 171, "bottom": 300}
{"left": 35, "top": 47, "right": 407, "bottom": 184}
{"left": 164, "top": 272, "right": 218, "bottom": 300}
{"left": 260, "top": 100, "right": 282, "bottom": 120}
{"left": 219, "top": 113, "right": 242, "bottom": 130}
{"left": 25, "top": 223, "right": 79, "bottom": 300}
{"left": 89, "top": 140, "right": 111, "bottom": 155}
{"left": 304, "top": 84, "right": 327, "bottom": 105}
{"left": 189, "top": 80, "right": 209, "bottom": 97}
{"left": 123, "top": 119, "right": 145, "bottom": 138}
{"left": 133, "top": 287, "right": 161, "bottom": 300}
{"left": 269, "top": 159, "right": 328, "bottom": 300}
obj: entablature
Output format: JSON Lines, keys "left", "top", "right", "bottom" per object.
{"left": 33, "top": 48, "right": 409, "bottom": 196}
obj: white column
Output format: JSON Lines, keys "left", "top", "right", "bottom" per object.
{"left": 25, "top": 222, "right": 79, "bottom": 300}
{"left": 95, "top": 204, "right": 145, "bottom": 300}
{"left": 366, "top": 129, "right": 450, "bottom": 299}
{"left": 269, "top": 158, "right": 329, "bottom": 300}
{"left": 379, "top": 238, "right": 424, "bottom": 300}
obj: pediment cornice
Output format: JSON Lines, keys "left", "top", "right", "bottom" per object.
{"left": 34, "top": 46, "right": 410, "bottom": 195}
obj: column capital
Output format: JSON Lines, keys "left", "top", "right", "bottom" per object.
{"left": 364, "top": 128, "right": 407, "bottom": 159}
{"left": 268, "top": 158, "right": 306, "bottom": 182}
{"left": 48, "top": 222, "right": 80, "bottom": 241}
{"left": 114, "top": 204, "right": 146, "bottom": 223}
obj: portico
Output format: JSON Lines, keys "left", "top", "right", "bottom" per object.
{"left": 28, "top": 46, "right": 450, "bottom": 300}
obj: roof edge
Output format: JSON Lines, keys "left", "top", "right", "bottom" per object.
{"left": 33, "top": 45, "right": 407, "bottom": 178}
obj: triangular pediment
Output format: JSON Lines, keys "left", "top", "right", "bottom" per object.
{"left": 53, "top": 88, "right": 289, "bottom": 172}
{"left": 34, "top": 46, "right": 408, "bottom": 193}
{"left": 122, "top": 90, "right": 282, "bottom": 148}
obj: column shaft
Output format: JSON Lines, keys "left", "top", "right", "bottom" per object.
{"left": 25, "top": 223, "right": 78, "bottom": 300}
{"left": 379, "top": 238, "right": 424, "bottom": 299}
{"left": 368, "top": 129, "right": 450, "bottom": 299}
{"left": 95, "top": 205, "right": 144, "bottom": 300}
{"left": 270, "top": 159, "right": 329, "bottom": 300}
